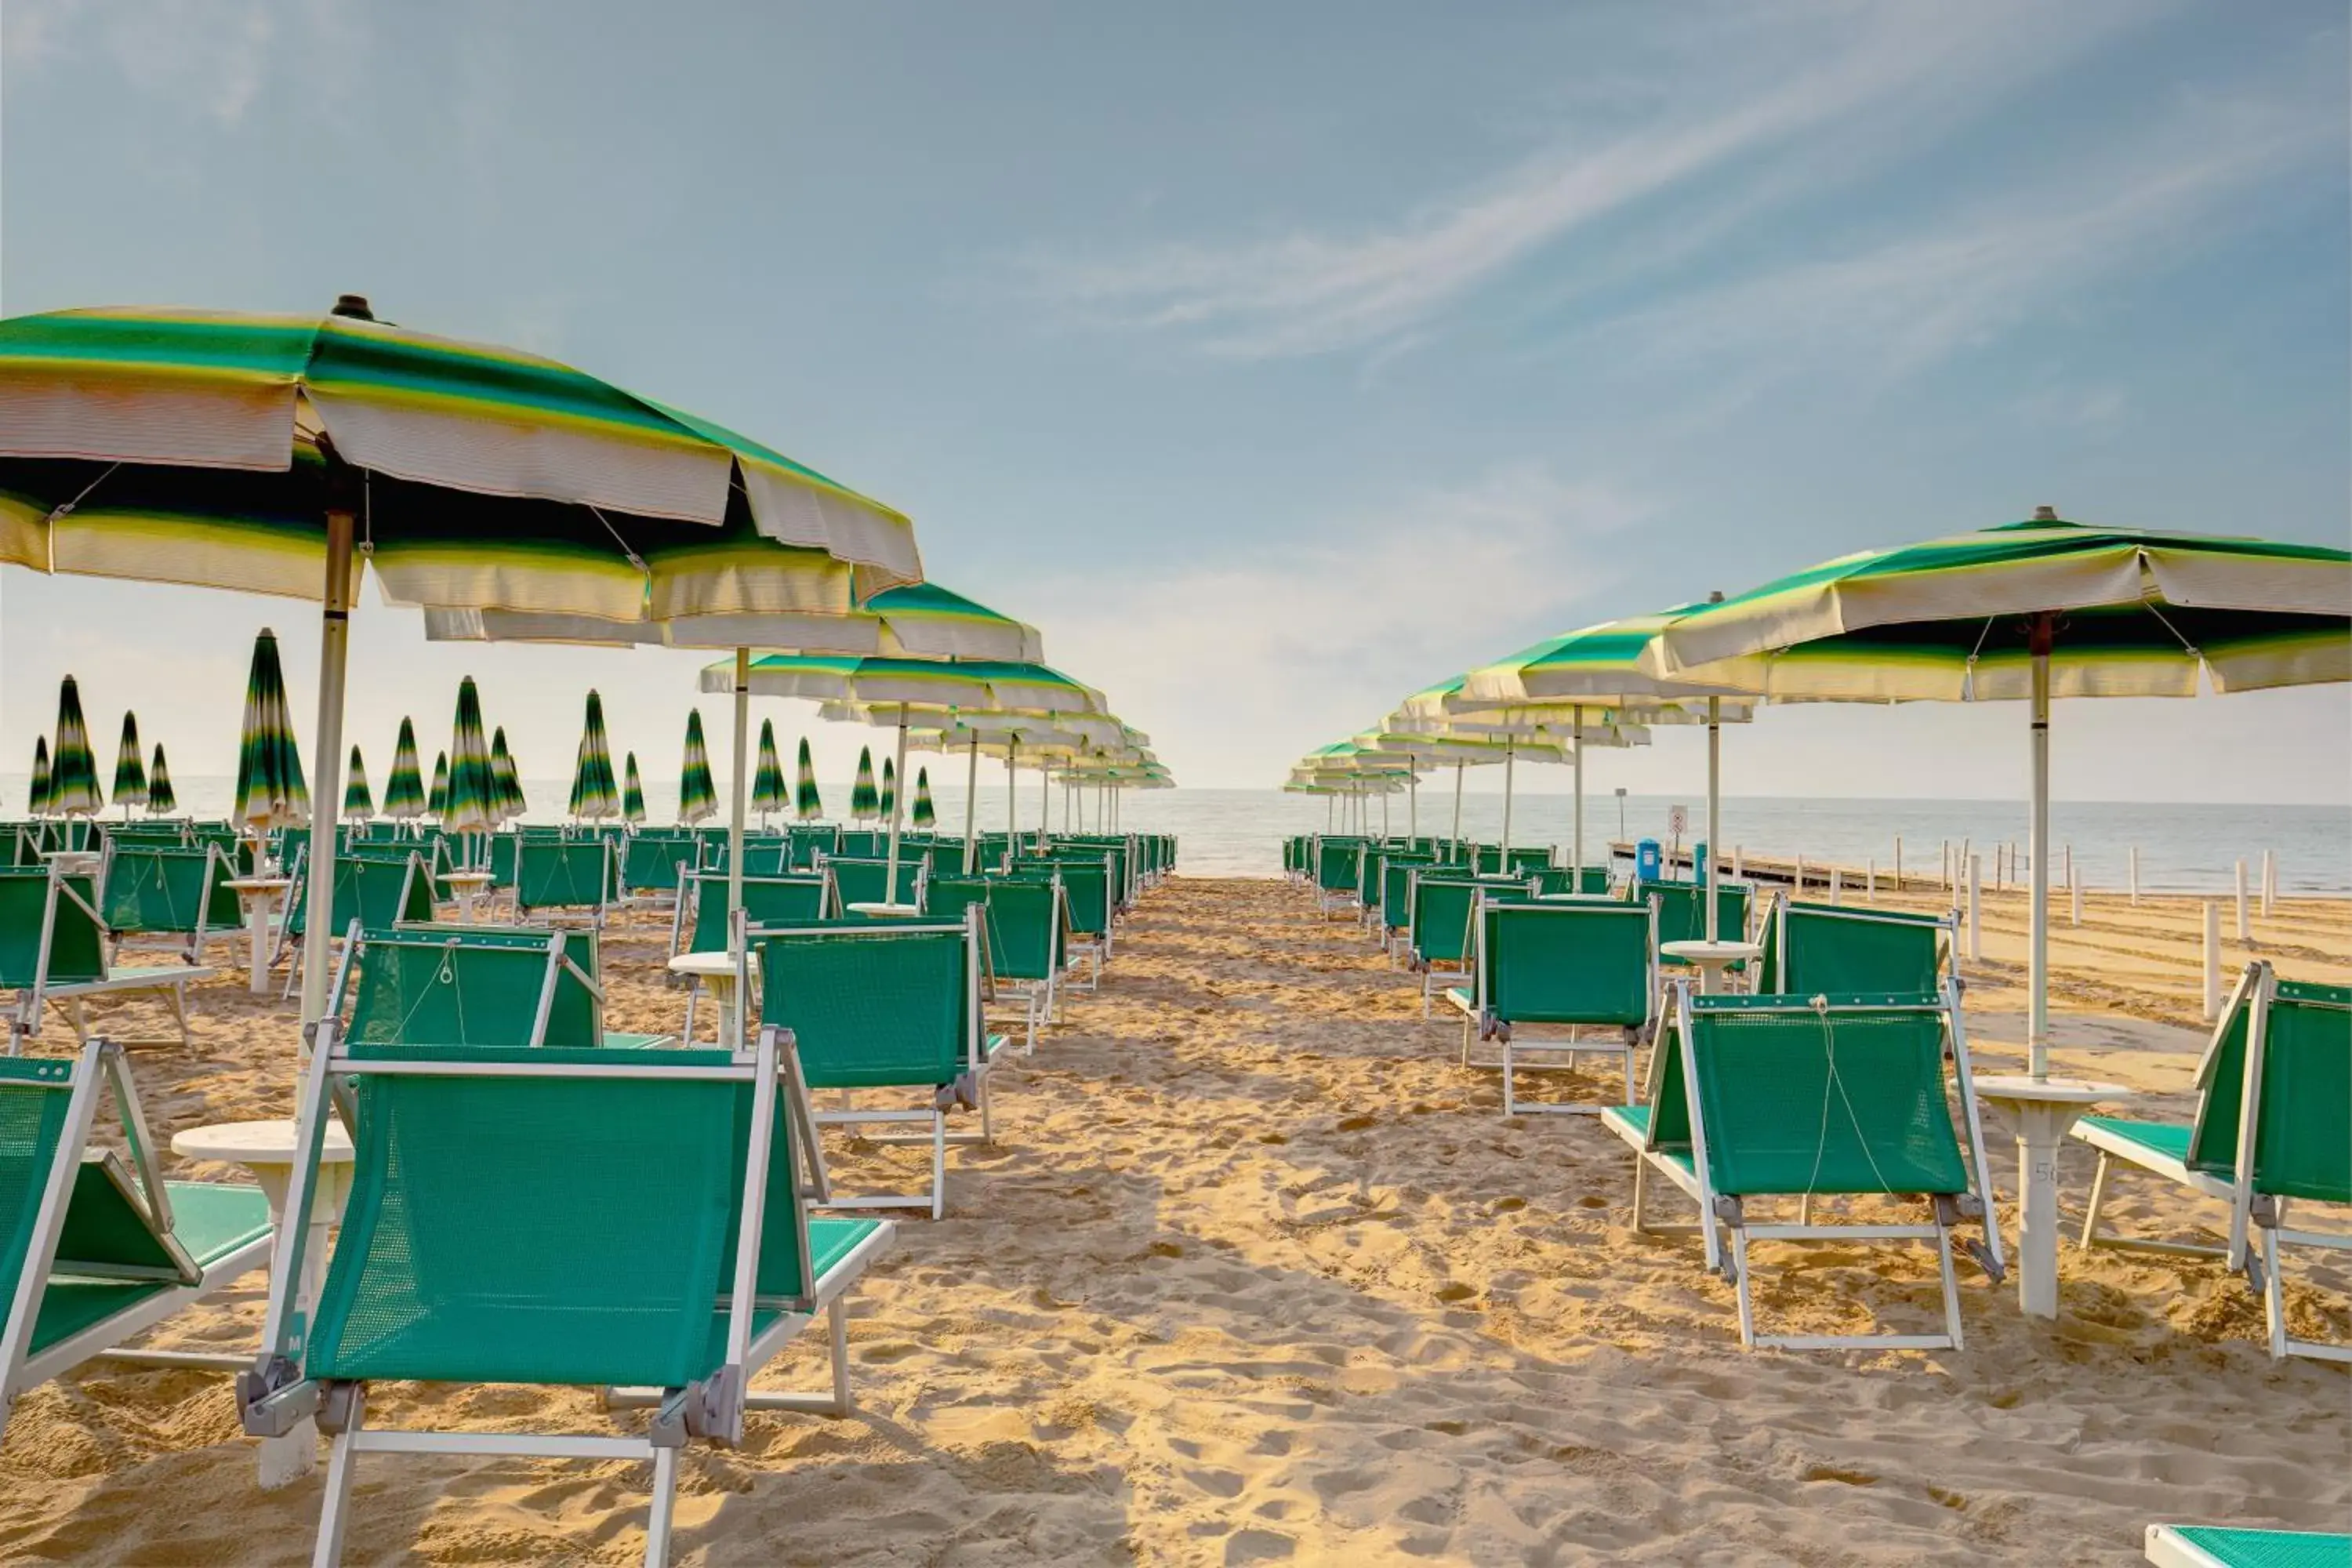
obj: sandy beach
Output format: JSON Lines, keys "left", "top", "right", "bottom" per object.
{"left": 1, "top": 873, "right": 2344, "bottom": 1565}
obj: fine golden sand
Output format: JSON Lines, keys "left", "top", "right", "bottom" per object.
{"left": 1, "top": 874, "right": 2345, "bottom": 1564}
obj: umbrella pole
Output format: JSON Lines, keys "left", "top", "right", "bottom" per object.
{"left": 1704, "top": 695, "right": 1722, "bottom": 942}
{"left": 963, "top": 733, "right": 980, "bottom": 875}
{"left": 1007, "top": 740, "right": 1018, "bottom": 850}
{"left": 1409, "top": 772, "right": 1417, "bottom": 838}
{"left": 1451, "top": 762, "right": 1464, "bottom": 854}
{"left": 1381, "top": 787, "right": 1389, "bottom": 840}
{"left": 728, "top": 648, "right": 750, "bottom": 957}
{"left": 298, "top": 476, "right": 356, "bottom": 1032}
{"left": 1571, "top": 705, "right": 1585, "bottom": 884}
{"left": 2029, "top": 626, "right": 2052, "bottom": 1078}
{"left": 1501, "top": 739, "right": 1515, "bottom": 859}
{"left": 884, "top": 708, "right": 909, "bottom": 906}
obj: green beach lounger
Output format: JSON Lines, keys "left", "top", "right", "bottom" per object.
{"left": 823, "top": 855, "right": 926, "bottom": 914}
{"left": 937, "top": 873, "right": 1072, "bottom": 1051}
{"left": 514, "top": 837, "right": 619, "bottom": 927}
{"left": 1443, "top": 897, "right": 1657, "bottom": 1114}
{"left": 238, "top": 1015, "right": 891, "bottom": 1567}
{"left": 1, "top": 1038, "right": 273, "bottom": 1436}
{"left": 619, "top": 832, "right": 699, "bottom": 904}
{"left": 0, "top": 863, "right": 215, "bottom": 1054}
{"left": 1758, "top": 896, "right": 1957, "bottom": 995}
{"left": 2074, "top": 962, "right": 2349, "bottom": 1362}
{"left": 96, "top": 841, "right": 241, "bottom": 964}
{"left": 670, "top": 869, "right": 833, "bottom": 957}
{"left": 2146, "top": 1525, "right": 2351, "bottom": 1567}
{"left": 334, "top": 923, "right": 670, "bottom": 1051}
{"left": 1314, "top": 837, "right": 1365, "bottom": 919}
{"left": 276, "top": 850, "right": 437, "bottom": 999}
{"left": 1600, "top": 981, "right": 2003, "bottom": 1350}
{"left": 757, "top": 908, "right": 1007, "bottom": 1219}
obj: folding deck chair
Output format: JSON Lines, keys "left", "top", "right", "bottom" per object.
{"left": 334, "top": 923, "right": 670, "bottom": 1051}
{"left": 1016, "top": 855, "right": 1111, "bottom": 982}
{"left": 824, "top": 855, "right": 926, "bottom": 914}
{"left": 2144, "top": 1525, "right": 2352, "bottom": 1567}
{"left": 670, "top": 871, "right": 832, "bottom": 1040}
{"left": 1444, "top": 898, "right": 1656, "bottom": 1114}
{"left": 514, "top": 837, "right": 619, "bottom": 927}
{"left": 277, "top": 851, "right": 437, "bottom": 1000}
{"left": 1759, "top": 897, "right": 1957, "bottom": 995}
{"left": 0, "top": 1037, "right": 274, "bottom": 1436}
{"left": 96, "top": 841, "right": 241, "bottom": 964}
{"left": 1601, "top": 981, "right": 2003, "bottom": 1350}
{"left": 620, "top": 833, "right": 699, "bottom": 907}
{"left": 1, "top": 864, "right": 215, "bottom": 1054}
{"left": 1314, "top": 838, "right": 1365, "bottom": 919}
{"left": 238, "top": 1010, "right": 893, "bottom": 1567}
{"left": 2074, "top": 962, "right": 2349, "bottom": 1362}
{"left": 756, "top": 907, "right": 1007, "bottom": 1219}
{"left": 935, "top": 874, "right": 1071, "bottom": 1051}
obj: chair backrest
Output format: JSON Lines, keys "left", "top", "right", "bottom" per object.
{"left": 976, "top": 877, "right": 1065, "bottom": 982}
{"left": 1642, "top": 878, "right": 1753, "bottom": 951}
{"left": 485, "top": 832, "right": 521, "bottom": 888}
{"left": 1407, "top": 875, "right": 1477, "bottom": 967}
{"left": 924, "top": 876, "right": 991, "bottom": 935}
{"left": 0, "top": 1056, "right": 80, "bottom": 1325}
{"left": 1474, "top": 846, "right": 1552, "bottom": 877}
{"left": 0, "top": 869, "right": 107, "bottom": 990}
{"left": 2186, "top": 969, "right": 2350, "bottom": 1205}
{"left": 1531, "top": 866, "right": 1610, "bottom": 898}
{"left": 1679, "top": 994, "right": 1969, "bottom": 1198}
{"left": 684, "top": 873, "right": 830, "bottom": 953}
{"left": 826, "top": 857, "right": 924, "bottom": 913}
{"left": 289, "top": 852, "right": 434, "bottom": 940}
{"left": 787, "top": 825, "right": 839, "bottom": 870}
{"left": 837, "top": 830, "right": 882, "bottom": 859}
{"left": 338, "top": 927, "right": 579, "bottom": 1051}
{"left": 1379, "top": 856, "right": 1439, "bottom": 931}
{"left": 1476, "top": 899, "right": 1653, "bottom": 1029}
{"left": 757, "top": 921, "right": 973, "bottom": 1090}
{"left": 1022, "top": 859, "right": 1107, "bottom": 937}
{"left": 98, "top": 845, "right": 238, "bottom": 937}
{"left": 516, "top": 839, "right": 615, "bottom": 913}
{"left": 620, "top": 833, "right": 698, "bottom": 894}
{"left": 1767, "top": 899, "right": 1948, "bottom": 996}
{"left": 1315, "top": 839, "right": 1363, "bottom": 894}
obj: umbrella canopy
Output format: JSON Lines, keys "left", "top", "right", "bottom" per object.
{"left": 442, "top": 680, "right": 496, "bottom": 836}
{"left": 850, "top": 747, "right": 878, "bottom": 822}
{"left": 568, "top": 691, "right": 621, "bottom": 821}
{"left": 233, "top": 632, "right": 307, "bottom": 831}
{"left": 912, "top": 768, "right": 936, "bottom": 829}
{"left": 383, "top": 717, "right": 427, "bottom": 819}
{"left": 795, "top": 738, "right": 822, "bottom": 820}
{"left": 678, "top": 710, "right": 717, "bottom": 825}
{"left": 715, "top": 653, "right": 1094, "bottom": 716}
{"left": 27, "top": 738, "right": 50, "bottom": 816}
{"left": 147, "top": 744, "right": 177, "bottom": 815}
{"left": 751, "top": 720, "right": 788, "bottom": 816}
{"left": 426, "top": 752, "right": 451, "bottom": 819}
{"left": 1661, "top": 507, "right": 2352, "bottom": 1076}
{"left": 880, "top": 757, "right": 896, "bottom": 821}
{"left": 343, "top": 746, "right": 374, "bottom": 818}
{"left": 622, "top": 752, "right": 648, "bottom": 824}
{"left": 111, "top": 712, "right": 148, "bottom": 811}
{"left": 45, "top": 677, "right": 103, "bottom": 818}
{"left": 490, "top": 728, "right": 526, "bottom": 823}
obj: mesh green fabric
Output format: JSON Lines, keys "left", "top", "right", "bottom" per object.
{"left": 311, "top": 1051, "right": 744, "bottom": 1386}
{"left": 1643, "top": 880, "right": 1753, "bottom": 956}
{"left": 2165, "top": 1527, "right": 2352, "bottom": 1568}
{"left": 539, "top": 937, "right": 604, "bottom": 1051}
{"left": 1316, "top": 840, "right": 1363, "bottom": 893}
{"left": 517, "top": 841, "right": 612, "bottom": 912}
{"left": 837, "top": 832, "right": 881, "bottom": 858}
{"left": 688, "top": 876, "right": 828, "bottom": 953}
{"left": 757, "top": 930, "right": 966, "bottom": 1089}
{"left": 621, "top": 834, "right": 697, "bottom": 893}
{"left": 0, "top": 1060, "right": 74, "bottom": 1332}
{"left": 488, "top": 833, "right": 520, "bottom": 889}
{"left": 1484, "top": 904, "right": 1650, "bottom": 1028}
{"left": 1530, "top": 866, "right": 1611, "bottom": 897}
{"left": 99, "top": 848, "right": 237, "bottom": 936}
{"left": 2185, "top": 989, "right": 2254, "bottom": 1175}
{"left": 2078, "top": 1116, "right": 2192, "bottom": 1164}
{"left": 1686, "top": 1001, "right": 1967, "bottom": 1197}
{"left": 1411, "top": 880, "right": 1476, "bottom": 967}
{"left": 1780, "top": 904, "right": 1944, "bottom": 995}
{"left": 924, "top": 878, "right": 990, "bottom": 935}
{"left": 344, "top": 936, "right": 554, "bottom": 1049}
{"left": 1379, "top": 858, "right": 1437, "bottom": 929}
{"left": 1646, "top": 1028, "right": 1693, "bottom": 1151}
{"left": 289, "top": 855, "right": 432, "bottom": 940}
{"left": 29, "top": 1181, "right": 273, "bottom": 1354}
{"left": 829, "top": 858, "right": 922, "bottom": 911}
{"left": 1029, "top": 863, "right": 1108, "bottom": 937}
{"left": 55, "top": 1156, "right": 186, "bottom": 1279}
{"left": 2248, "top": 982, "right": 2350, "bottom": 1203}
{"left": 980, "top": 879, "right": 1062, "bottom": 982}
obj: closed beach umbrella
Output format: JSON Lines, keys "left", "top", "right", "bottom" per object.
{"left": 426, "top": 752, "right": 451, "bottom": 819}
{"left": 795, "top": 738, "right": 822, "bottom": 821}
{"left": 48, "top": 677, "right": 104, "bottom": 818}
{"left": 27, "top": 738, "right": 51, "bottom": 816}
{"left": 850, "top": 747, "right": 878, "bottom": 822}
{"left": 343, "top": 746, "right": 374, "bottom": 818}
{"left": 111, "top": 712, "right": 148, "bottom": 815}
{"left": 234, "top": 632, "right": 307, "bottom": 833}
{"left": 443, "top": 679, "right": 496, "bottom": 837}
{"left": 622, "top": 753, "right": 648, "bottom": 825}
{"left": 751, "top": 719, "right": 788, "bottom": 821}
{"left": 880, "top": 757, "right": 896, "bottom": 822}
{"left": 147, "top": 744, "right": 177, "bottom": 816}
{"left": 489, "top": 728, "right": 526, "bottom": 824}
{"left": 568, "top": 691, "right": 620, "bottom": 822}
{"left": 383, "top": 717, "right": 427, "bottom": 820}
{"left": 678, "top": 710, "right": 717, "bottom": 826}
{"left": 912, "top": 768, "right": 936, "bottom": 829}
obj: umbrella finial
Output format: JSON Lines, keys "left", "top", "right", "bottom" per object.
{"left": 332, "top": 293, "right": 375, "bottom": 320}
{"left": 2032, "top": 504, "right": 2059, "bottom": 521}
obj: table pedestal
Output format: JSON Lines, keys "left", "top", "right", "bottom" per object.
{"left": 1661, "top": 939, "right": 1762, "bottom": 996}
{"left": 223, "top": 880, "right": 289, "bottom": 996}
{"left": 1974, "top": 1076, "right": 2130, "bottom": 1320}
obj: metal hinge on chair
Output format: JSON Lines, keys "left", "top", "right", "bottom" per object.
{"left": 238, "top": 1356, "right": 320, "bottom": 1437}
{"left": 1940, "top": 1194, "right": 2005, "bottom": 1282}
{"left": 679, "top": 1367, "right": 741, "bottom": 1446}
{"left": 2249, "top": 1193, "right": 2281, "bottom": 1230}
{"left": 315, "top": 1380, "right": 363, "bottom": 1436}
{"left": 1711, "top": 1195, "right": 1744, "bottom": 1227}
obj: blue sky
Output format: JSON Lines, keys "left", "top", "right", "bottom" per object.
{"left": 2, "top": 0, "right": 2346, "bottom": 803}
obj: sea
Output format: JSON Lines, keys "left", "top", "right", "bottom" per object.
{"left": 29, "top": 776, "right": 2348, "bottom": 895}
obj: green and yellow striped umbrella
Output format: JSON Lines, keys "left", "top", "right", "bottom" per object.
{"left": 568, "top": 690, "right": 621, "bottom": 821}
{"left": 111, "top": 712, "right": 148, "bottom": 815}
{"left": 442, "top": 680, "right": 495, "bottom": 837}
{"left": 47, "top": 676, "right": 103, "bottom": 818}
{"left": 750, "top": 719, "right": 788, "bottom": 819}
{"left": 622, "top": 753, "right": 648, "bottom": 825}
{"left": 678, "top": 710, "right": 717, "bottom": 825}
{"left": 795, "top": 737, "right": 822, "bottom": 821}
{"left": 234, "top": 633, "right": 307, "bottom": 831}
{"left": 911, "top": 768, "right": 936, "bottom": 830}
{"left": 490, "top": 728, "right": 526, "bottom": 824}
{"left": 426, "top": 752, "right": 451, "bottom": 820}
{"left": 343, "top": 745, "right": 374, "bottom": 818}
{"left": 383, "top": 717, "right": 426, "bottom": 820}
{"left": 147, "top": 744, "right": 176, "bottom": 816}
{"left": 27, "top": 737, "right": 50, "bottom": 816}
{"left": 880, "top": 757, "right": 896, "bottom": 821}
{"left": 850, "top": 747, "right": 878, "bottom": 822}
{"left": 719, "top": 653, "right": 1094, "bottom": 714}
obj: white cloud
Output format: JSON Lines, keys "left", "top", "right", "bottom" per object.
{"left": 1023, "top": 463, "right": 1646, "bottom": 787}
{"left": 5, "top": 0, "right": 364, "bottom": 125}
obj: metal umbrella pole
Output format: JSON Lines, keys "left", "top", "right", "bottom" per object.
{"left": 1704, "top": 693, "right": 1721, "bottom": 940}
{"left": 728, "top": 648, "right": 752, "bottom": 964}
{"left": 1451, "top": 761, "right": 1465, "bottom": 857}
{"left": 962, "top": 731, "right": 981, "bottom": 874}
{"left": 881, "top": 704, "right": 911, "bottom": 910}
{"left": 1571, "top": 704, "right": 1585, "bottom": 886}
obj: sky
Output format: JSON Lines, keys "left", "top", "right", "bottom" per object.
{"left": 2, "top": 0, "right": 2347, "bottom": 807}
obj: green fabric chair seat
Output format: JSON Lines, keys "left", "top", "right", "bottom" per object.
{"left": 1599, "top": 1105, "right": 1696, "bottom": 1178}
{"left": 2151, "top": 1526, "right": 2352, "bottom": 1568}
{"left": 2078, "top": 1116, "right": 2192, "bottom": 1166}
{"left": 32, "top": 1181, "right": 270, "bottom": 1354}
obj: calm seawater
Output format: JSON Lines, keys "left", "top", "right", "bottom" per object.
{"left": 54, "top": 775, "right": 2348, "bottom": 895}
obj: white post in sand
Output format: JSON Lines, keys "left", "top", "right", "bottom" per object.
{"left": 1828, "top": 867, "right": 1842, "bottom": 906}
{"left": 2203, "top": 900, "right": 2222, "bottom": 1021}
{"left": 1960, "top": 837, "right": 1972, "bottom": 892}
{"left": 2069, "top": 862, "right": 2082, "bottom": 927}
{"left": 1940, "top": 840, "right": 1951, "bottom": 891}
{"left": 1865, "top": 858, "right": 1875, "bottom": 902}
{"left": 2129, "top": 846, "right": 2140, "bottom": 906}
{"left": 1967, "top": 855, "right": 1983, "bottom": 963}
{"left": 2260, "top": 849, "right": 2276, "bottom": 916}
{"left": 1732, "top": 845, "right": 1743, "bottom": 880}
{"left": 2235, "top": 859, "right": 2250, "bottom": 942}
{"left": 2063, "top": 843, "right": 2073, "bottom": 891}
{"left": 1893, "top": 836, "right": 1902, "bottom": 890}
{"left": 1792, "top": 853, "right": 1805, "bottom": 897}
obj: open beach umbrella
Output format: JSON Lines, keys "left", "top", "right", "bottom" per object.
{"left": 1661, "top": 506, "right": 2352, "bottom": 1078}
{"left": 46, "top": 677, "right": 103, "bottom": 818}
{"left": 795, "top": 738, "right": 822, "bottom": 821}
{"left": 234, "top": 631, "right": 307, "bottom": 835}
{"left": 850, "top": 748, "right": 878, "bottom": 822}
{"left": 27, "top": 738, "right": 51, "bottom": 817}
{"left": 147, "top": 744, "right": 176, "bottom": 816}
{"left": 0, "top": 296, "right": 918, "bottom": 1029}
{"left": 568, "top": 691, "right": 621, "bottom": 822}
{"left": 111, "top": 713, "right": 148, "bottom": 815}
{"left": 343, "top": 746, "right": 374, "bottom": 818}
{"left": 442, "top": 680, "right": 496, "bottom": 839}
{"left": 383, "top": 717, "right": 426, "bottom": 821}
{"left": 622, "top": 753, "right": 648, "bottom": 825}
{"left": 751, "top": 720, "right": 788, "bottom": 822}
{"left": 490, "top": 729, "right": 526, "bottom": 824}
{"left": 678, "top": 710, "right": 717, "bottom": 826}
{"left": 426, "top": 752, "right": 450, "bottom": 820}
{"left": 912, "top": 768, "right": 936, "bottom": 829}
